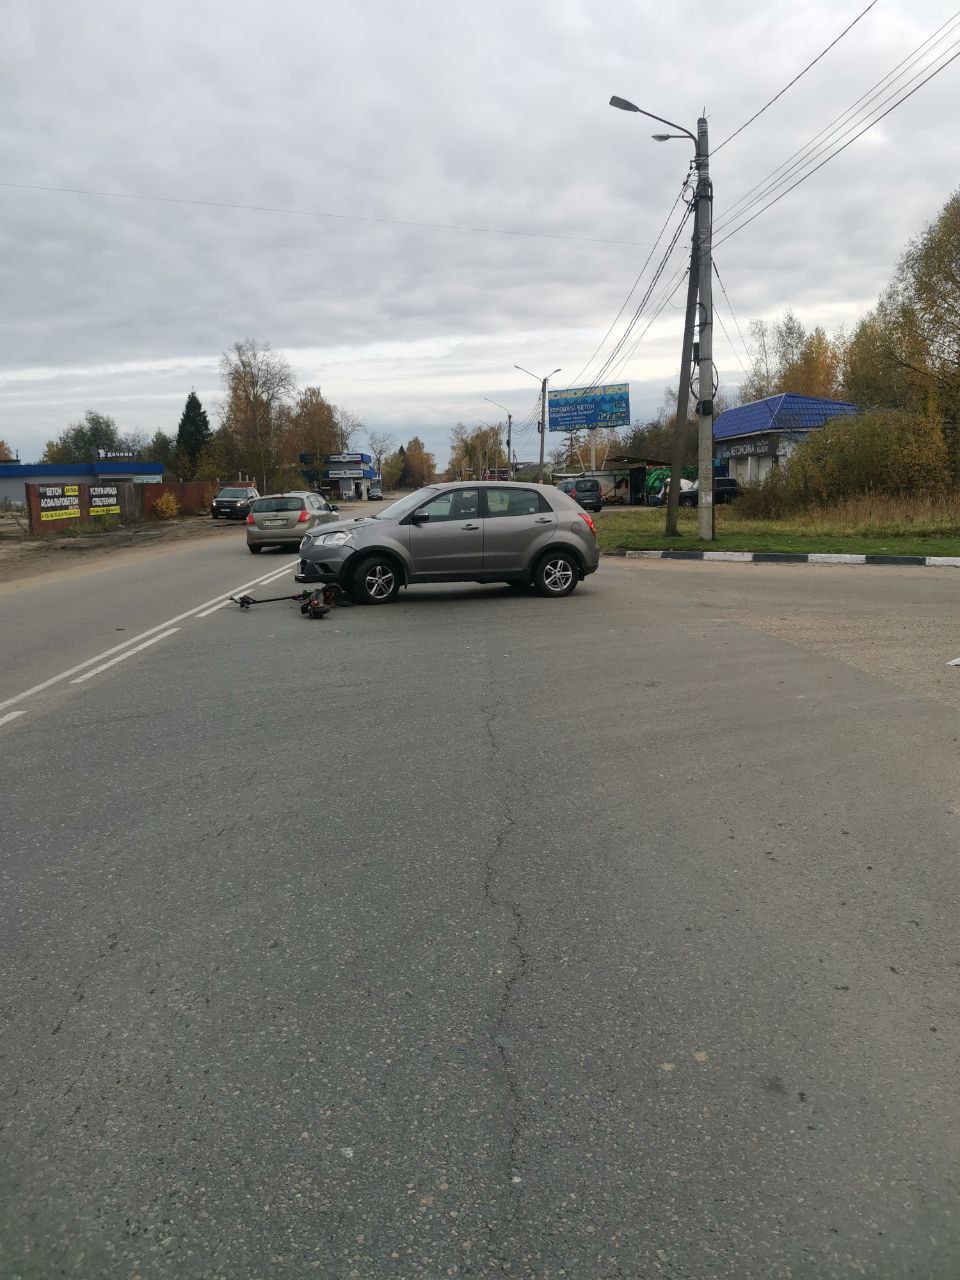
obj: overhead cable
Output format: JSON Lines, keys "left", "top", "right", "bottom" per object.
{"left": 713, "top": 0, "right": 881, "bottom": 154}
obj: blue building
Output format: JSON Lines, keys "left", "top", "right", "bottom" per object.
{"left": 713, "top": 393, "right": 859, "bottom": 485}
{"left": 319, "top": 452, "right": 379, "bottom": 500}
{"left": 0, "top": 460, "right": 164, "bottom": 507}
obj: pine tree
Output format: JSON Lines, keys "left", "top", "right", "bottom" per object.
{"left": 176, "top": 392, "right": 212, "bottom": 478}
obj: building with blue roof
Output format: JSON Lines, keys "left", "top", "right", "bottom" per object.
{"left": 0, "top": 460, "right": 165, "bottom": 507}
{"left": 713, "top": 393, "right": 859, "bottom": 485}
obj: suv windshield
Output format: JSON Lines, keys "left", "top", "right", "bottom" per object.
{"left": 375, "top": 487, "right": 439, "bottom": 521}
{"left": 219, "top": 487, "right": 251, "bottom": 498}
{"left": 252, "top": 497, "right": 304, "bottom": 513}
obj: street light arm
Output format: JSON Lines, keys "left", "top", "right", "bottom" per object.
{"left": 514, "top": 364, "right": 540, "bottom": 383}
{"left": 609, "top": 96, "right": 696, "bottom": 144}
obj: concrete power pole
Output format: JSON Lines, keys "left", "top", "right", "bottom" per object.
{"left": 506, "top": 413, "right": 512, "bottom": 479}
{"left": 695, "top": 115, "right": 715, "bottom": 541}
{"left": 665, "top": 198, "right": 699, "bottom": 538}
{"left": 537, "top": 376, "right": 549, "bottom": 483}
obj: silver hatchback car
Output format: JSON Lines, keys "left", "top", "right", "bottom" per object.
{"left": 296, "top": 481, "right": 599, "bottom": 603}
{"left": 246, "top": 491, "right": 340, "bottom": 553}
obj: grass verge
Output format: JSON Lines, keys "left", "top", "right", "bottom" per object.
{"left": 596, "top": 504, "right": 960, "bottom": 558}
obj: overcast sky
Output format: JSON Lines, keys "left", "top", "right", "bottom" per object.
{"left": 2, "top": 0, "right": 957, "bottom": 465}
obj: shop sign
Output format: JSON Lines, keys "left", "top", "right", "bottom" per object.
{"left": 38, "top": 484, "right": 81, "bottom": 521}
{"left": 89, "top": 484, "right": 120, "bottom": 516}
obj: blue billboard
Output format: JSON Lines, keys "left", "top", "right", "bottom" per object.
{"left": 547, "top": 382, "right": 630, "bottom": 432}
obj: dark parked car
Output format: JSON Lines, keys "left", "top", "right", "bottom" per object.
{"left": 557, "top": 476, "right": 603, "bottom": 513}
{"left": 212, "top": 485, "right": 259, "bottom": 519}
{"left": 367, "top": 482, "right": 383, "bottom": 500}
{"left": 678, "top": 478, "right": 742, "bottom": 508}
{"left": 297, "top": 481, "right": 599, "bottom": 603}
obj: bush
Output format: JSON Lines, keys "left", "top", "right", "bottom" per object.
{"left": 153, "top": 490, "right": 181, "bottom": 520}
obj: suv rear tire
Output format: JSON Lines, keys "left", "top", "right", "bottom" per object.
{"left": 351, "top": 555, "right": 401, "bottom": 605}
{"left": 533, "top": 551, "right": 579, "bottom": 598}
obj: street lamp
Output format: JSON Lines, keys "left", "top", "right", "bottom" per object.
{"left": 483, "top": 396, "right": 514, "bottom": 478}
{"left": 515, "top": 365, "right": 561, "bottom": 484}
{"left": 609, "top": 94, "right": 714, "bottom": 541}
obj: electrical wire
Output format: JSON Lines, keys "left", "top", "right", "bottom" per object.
{"left": 714, "top": 14, "right": 960, "bottom": 236}
{"left": 715, "top": 42, "right": 960, "bottom": 247}
{"left": 712, "top": 262, "right": 752, "bottom": 372}
{"left": 0, "top": 180, "right": 653, "bottom": 249}
{"left": 713, "top": 0, "right": 880, "bottom": 154}
{"left": 566, "top": 173, "right": 692, "bottom": 388}
{"left": 577, "top": 201, "right": 694, "bottom": 393}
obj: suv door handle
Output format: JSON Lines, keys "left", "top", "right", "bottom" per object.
{"left": 462, "top": 523, "right": 480, "bottom": 530}
{"left": 534, "top": 517, "right": 552, "bottom": 523}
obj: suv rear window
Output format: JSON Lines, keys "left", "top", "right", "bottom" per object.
{"left": 252, "top": 497, "right": 305, "bottom": 513}
{"left": 575, "top": 479, "right": 600, "bottom": 492}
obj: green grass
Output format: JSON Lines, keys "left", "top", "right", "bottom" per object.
{"left": 596, "top": 506, "right": 960, "bottom": 558}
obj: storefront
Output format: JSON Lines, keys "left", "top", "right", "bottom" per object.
{"left": 320, "top": 452, "right": 379, "bottom": 500}
{"left": 713, "top": 394, "right": 859, "bottom": 482}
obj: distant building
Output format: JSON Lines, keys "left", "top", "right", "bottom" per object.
{"left": 0, "top": 460, "right": 164, "bottom": 507}
{"left": 714, "top": 393, "right": 859, "bottom": 484}
{"left": 320, "top": 452, "right": 378, "bottom": 501}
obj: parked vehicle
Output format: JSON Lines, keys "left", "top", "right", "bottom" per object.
{"left": 246, "top": 492, "right": 340, "bottom": 553}
{"left": 678, "top": 478, "right": 743, "bottom": 508}
{"left": 296, "top": 481, "right": 599, "bottom": 603}
{"left": 557, "top": 476, "right": 603, "bottom": 513}
{"left": 367, "top": 482, "right": 383, "bottom": 500}
{"left": 212, "top": 485, "right": 259, "bottom": 519}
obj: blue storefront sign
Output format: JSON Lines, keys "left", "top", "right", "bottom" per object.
{"left": 547, "top": 383, "right": 630, "bottom": 432}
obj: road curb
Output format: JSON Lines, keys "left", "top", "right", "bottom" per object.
{"left": 603, "top": 549, "right": 960, "bottom": 568}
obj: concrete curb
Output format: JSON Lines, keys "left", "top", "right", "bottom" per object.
{"left": 603, "top": 549, "right": 960, "bottom": 568}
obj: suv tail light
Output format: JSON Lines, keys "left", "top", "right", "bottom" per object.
{"left": 246, "top": 514, "right": 254, "bottom": 525}
{"left": 297, "top": 509, "right": 310, "bottom": 523}
{"left": 578, "top": 512, "right": 596, "bottom": 537}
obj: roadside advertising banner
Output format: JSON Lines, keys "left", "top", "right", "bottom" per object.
{"left": 88, "top": 484, "right": 120, "bottom": 516}
{"left": 38, "top": 484, "right": 81, "bottom": 521}
{"left": 547, "top": 383, "right": 631, "bottom": 432}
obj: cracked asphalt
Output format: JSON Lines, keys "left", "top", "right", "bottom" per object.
{"left": 4, "top": 553, "right": 960, "bottom": 1277}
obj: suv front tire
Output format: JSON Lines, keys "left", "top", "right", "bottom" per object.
{"left": 351, "top": 554, "right": 401, "bottom": 605}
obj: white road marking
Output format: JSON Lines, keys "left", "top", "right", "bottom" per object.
{"left": 70, "top": 629, "right": 181, "bottom": 684}
{"left": 947, "top": 657, "right": 960, "bottom": 667}
{"left": 0, "top": 710, "right": 27, "bottom": 728}
{"left": 0, "top": 559, "right": 299, "bottom": 713}
{"left": 198, "top": 562, "right": 297, "bottom": 616}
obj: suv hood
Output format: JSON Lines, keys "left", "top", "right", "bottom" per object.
{"left": 303, "top": 516, "right": 381, "bottom": 537}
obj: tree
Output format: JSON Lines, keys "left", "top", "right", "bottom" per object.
{"left": 175, "top": 392, "right": 212, "bottom": 477}
{"left": 381, "top": 449, "right": 405, "bottom": 490}
{"left": 42, "top": 411, "right": 123, "bottom": 463}
{"left": 0, "top": 439, "right": 13, "bottom": 462}
{"left": 333, "top": 406, "right": 364, "bottom": 452}
{"left": 366, "top": 430, "right": 395, "bottom": 482}
{"left": 289, "top": 387, "right": 338, "bottom": 468}
{"left": 219, "top": 339, "right": 296, "bottom": 492}
{"left": 447, "top": 422, "right": 505, "bottom": 478}
{"left": 148, "top": 430, "right": 178, "bottom": 473}
{"left": 401, "top": 437, "right": 435, "bottom": 487}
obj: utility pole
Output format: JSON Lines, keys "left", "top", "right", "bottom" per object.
{"left": 665, "top": 199, "right": 699, "bottom": 538}
{"left": 482, "top": 397, "right": 513, "bottom": 481}
{"left": 514, "top": 366, "right": 560, "bottom": 485}
{"left": 537, "top": 376, "right": 548, "bottom": 483}
{"left": 589, "top": 428, "right": 598, "bottom": 472}
{"left": 695, "top": 115, "right": 715, "bottom": 540}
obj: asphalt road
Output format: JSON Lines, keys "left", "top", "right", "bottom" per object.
{"left": 3, "top": 542, "right": 960, "bottom": 1277}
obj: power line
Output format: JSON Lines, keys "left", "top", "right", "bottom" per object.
{"left": 714, "top": 0, "right": 880, "bottom": 154}
{"left": 714, "top": 14, "right": 960, "bottom": 235}
{"left": 0, "top": 180, "right": 653, "bottom": 249}
{"left": 567, "top": 174, "right": 692, "bottom": 388}
{"left": 580, "top": 202, "right": 694, "bottom": 392}
{"left": 715, "top": 43, "right": 960, "bottom": 247}
{"left": 712, "top": 262, "right": 752, "bottom": 370}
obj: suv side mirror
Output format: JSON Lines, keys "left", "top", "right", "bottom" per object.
{"left": 330, "top": 503, "right": 339, "bottom": 511}
{"left": 410, "top": 510, "right": 430, "bottom": 524}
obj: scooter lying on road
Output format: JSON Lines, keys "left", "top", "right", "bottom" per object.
{"left": 229, "top": 583, "right": 351, "bottom": 620}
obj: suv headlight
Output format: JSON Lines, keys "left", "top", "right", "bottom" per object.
{"left": 317, "top": 530, "right": 353, "bottom": 546}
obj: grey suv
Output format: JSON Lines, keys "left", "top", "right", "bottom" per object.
{"left": 296, "top": 482, "right": 599, "bottom": 604}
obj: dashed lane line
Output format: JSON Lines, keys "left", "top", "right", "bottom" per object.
{"left": 0, "top": 558, "right": 299, "bottom": 713}
{"left": 70, "top": 629, "right": 181, "bottom": 684}
{"left": 196, "top": 561, "right": 296, "bottom": 616}
{"left": 0, "top": 710, "right": 27, "bottom": 728}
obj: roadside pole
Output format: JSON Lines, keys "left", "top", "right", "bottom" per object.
{"left": 538, "top": 376, "right": 548, "bottom": 483}
{"left": 665, "top": 198, "right": 699, "bottom": 538}
{"left": 695, "top": 116, "right": 715, "bottom": 541}
{"left": 589, "top": 428, "right": 598, "bottom": 472}
{"left": 506, "top": 413, "right": 512, "bottom": 479}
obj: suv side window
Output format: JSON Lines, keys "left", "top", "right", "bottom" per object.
{"left": 418, "top": 488, "right": 480, "bottom": 522}
{"left": 484, "top": 488, "right": 549, "bottom": 517}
